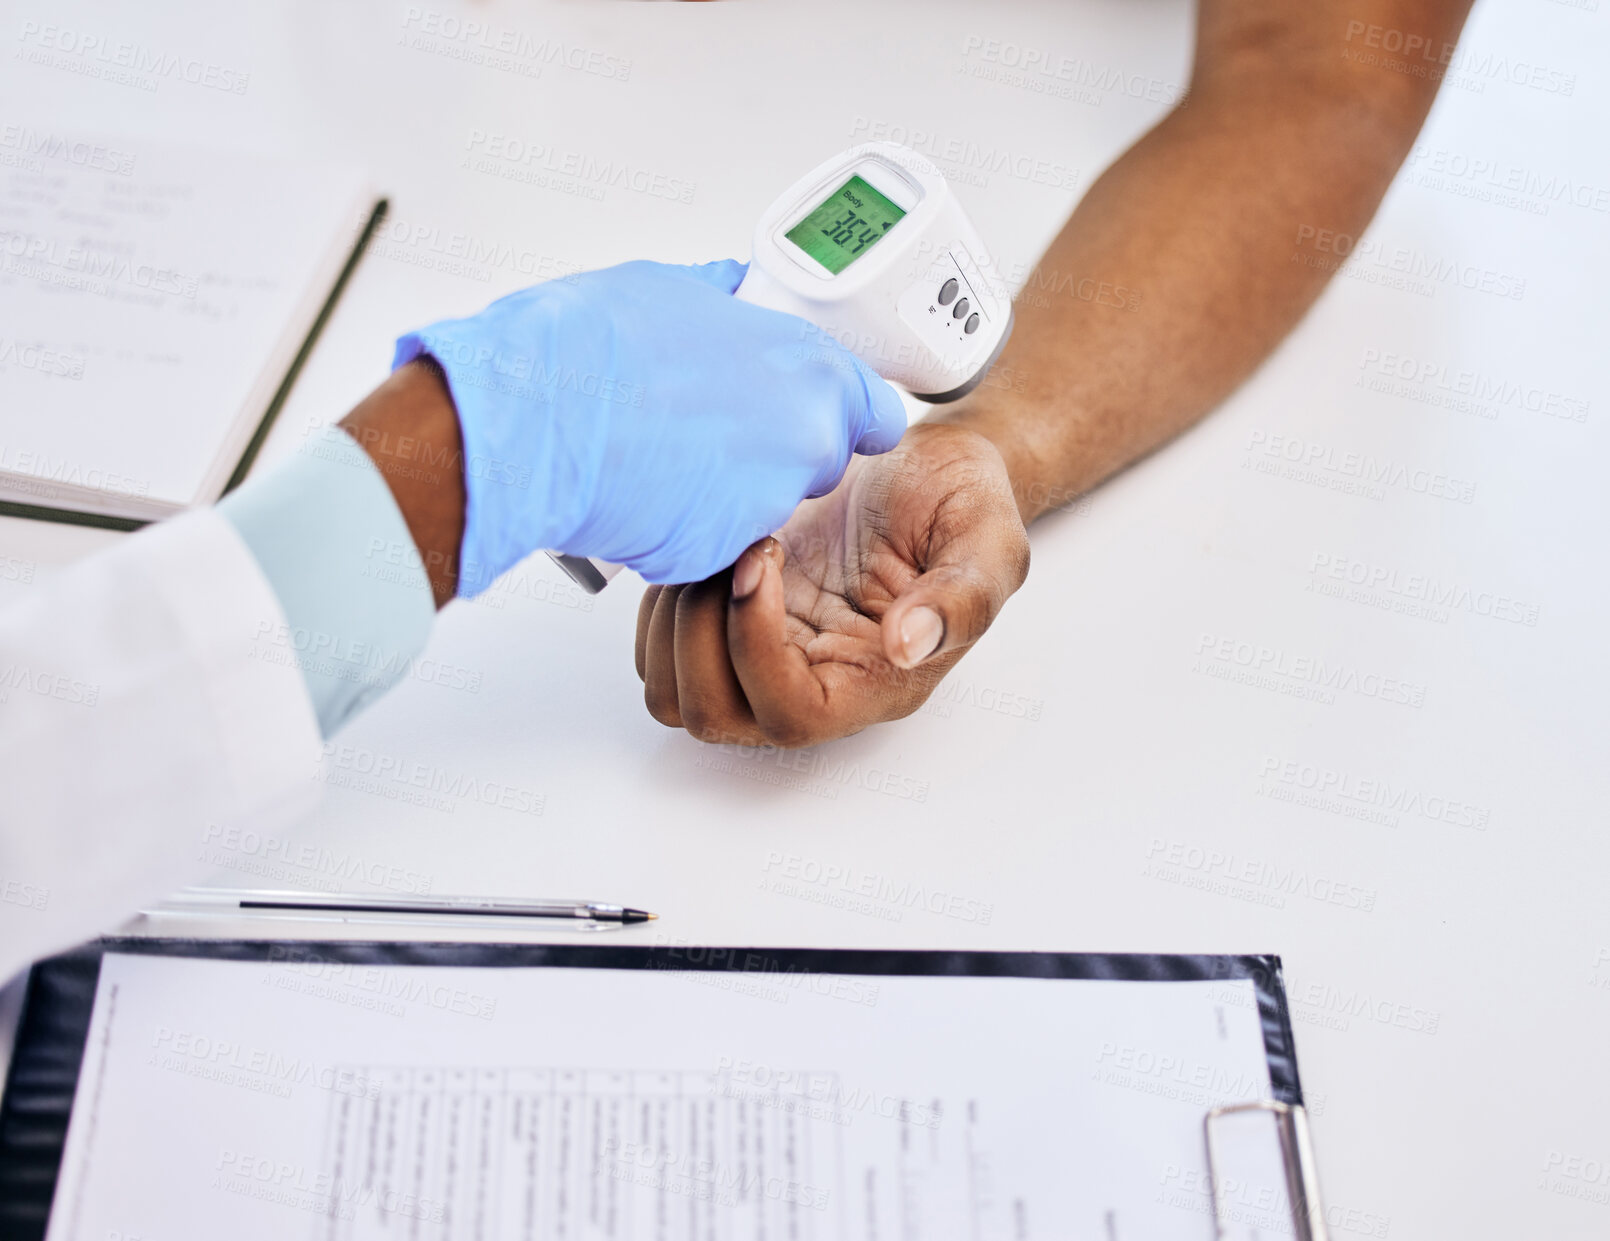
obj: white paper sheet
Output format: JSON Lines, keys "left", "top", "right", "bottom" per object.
{"left": 0, "top": 132, "right": 367, "bottom": 515}
{"left": 46, "top": 952, "right": 1284, "bottom": 1239}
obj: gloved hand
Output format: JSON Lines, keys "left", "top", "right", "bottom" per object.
{"left": 393, "top": 259, "right": 906, "bottom": 596}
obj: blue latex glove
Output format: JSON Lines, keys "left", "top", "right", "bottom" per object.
{"left": 393, "top": 259, "right": 906, "bottom": 595}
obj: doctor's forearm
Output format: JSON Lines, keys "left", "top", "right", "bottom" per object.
{"left": 939, "top": 0, "right": 1473, "bottom": 524}
{"left": 340, "top": 359, "right": 466, "bottom": 609}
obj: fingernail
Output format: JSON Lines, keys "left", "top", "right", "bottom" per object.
{"left": 732, "top": 553, "right": 763, "bottom": 600}
{"left": 895, "top": 606, "right": 944, "bottom": 668}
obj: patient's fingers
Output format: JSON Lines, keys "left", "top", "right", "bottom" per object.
{"left": 726, "top": 539, "right": 836, "bottom": 749}
{"left": 635, "top": 585, "right": 663, "bottom": 681}
{"left": 880, "top": 488, "right": 1029, "bottom": 671}
{"left": 642, "top": 585, "right": 684, "bottom": 728}
{"left": 673, "top": 571, "right": 760, "bottom": 745}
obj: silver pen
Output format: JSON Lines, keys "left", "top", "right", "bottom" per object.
{"left": 145, "top": 887, "right": 658, "bottom": 924}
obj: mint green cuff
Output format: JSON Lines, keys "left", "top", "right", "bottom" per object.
{"left": 217, "top": 426, "right": 436, "bottom": 736}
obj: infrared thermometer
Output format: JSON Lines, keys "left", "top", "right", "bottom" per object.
{"left": 551, "top": 141, "right": 1012, "bottom": 594}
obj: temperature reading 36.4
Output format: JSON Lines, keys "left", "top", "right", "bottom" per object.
{"left": 785, "top": 173, "right": 907, "bottom": 275}
{"left": 821, "top": 210, "right": 880, "bottom": 256}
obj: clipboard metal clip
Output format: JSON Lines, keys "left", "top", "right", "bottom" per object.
{"left": 1204, "top": 1100, "right": 1329, "bottom": 1241}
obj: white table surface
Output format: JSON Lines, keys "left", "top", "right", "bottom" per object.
{"left": 3, "top": 1, "right": 1608, "bottom": 1237}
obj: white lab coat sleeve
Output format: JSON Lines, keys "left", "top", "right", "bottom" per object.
{"left": 0, "top": 508, "right": 322, "bottom": 983}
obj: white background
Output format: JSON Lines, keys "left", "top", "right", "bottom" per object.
{"left": 1, "top": 1, "right": 1608, "bottom": 1237}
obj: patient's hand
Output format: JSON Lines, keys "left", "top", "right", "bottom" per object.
{"left": 635, "top": 422, "right": 1029, "bottom": 747}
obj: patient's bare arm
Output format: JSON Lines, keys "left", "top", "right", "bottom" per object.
{"left": 941, "top": 0, "right": 1476, "bottom": 519}
{"left": 638, "top": 0, "right": 1476, "bottom": 747}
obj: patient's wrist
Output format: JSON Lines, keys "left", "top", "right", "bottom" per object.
{"left": 933, "top": 393, "right": 1075, "bottom": 527}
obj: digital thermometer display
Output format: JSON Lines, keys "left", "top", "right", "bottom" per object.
{"left": 784, "top": 174, "right": 907, "bottom": 275}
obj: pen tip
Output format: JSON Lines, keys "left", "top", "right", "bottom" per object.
{"left": 620, "top": 908, "right": 657, "bottom": 923}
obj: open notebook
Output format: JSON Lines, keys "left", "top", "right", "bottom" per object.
{"left": 0, "top": 134, "right": 382, "bottom": 527}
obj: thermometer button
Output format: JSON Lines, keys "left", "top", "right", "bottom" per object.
{"left": 965, "top": 313, "right": 980, "bottom": 334}
{"left": 938, "top": 278, "right": 958, "bottom": 306}
{"left": 952, "top": 296, "right": 970, "bottom": 319}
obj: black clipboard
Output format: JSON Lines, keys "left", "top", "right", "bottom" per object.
{"left": 0, "top": 940, "right": 1309, "bottom": 1239}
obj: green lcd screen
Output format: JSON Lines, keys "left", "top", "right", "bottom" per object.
{"left": 784, "top": 174, "right": 907, "bottom": 275}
